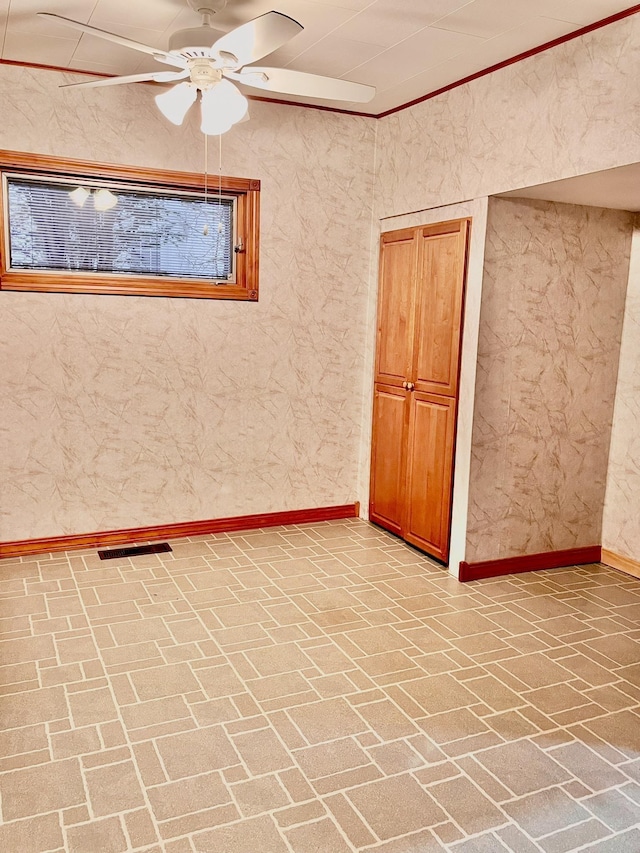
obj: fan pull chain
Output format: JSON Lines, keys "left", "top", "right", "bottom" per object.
{"left": 203, "top": 133, "right": 209, "bottom": 236}
{"left": 218, "top": 134, "right": 223, "bottom": 234}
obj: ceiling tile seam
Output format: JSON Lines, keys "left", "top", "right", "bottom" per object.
{"left": 287, "top": 0, "right": 482, "bottom": 80}
{"left": 371, "top": 13, "right": 577, "bottom": 96}
{"left": 279, "top": 0, "right": 380, "bottom": 68}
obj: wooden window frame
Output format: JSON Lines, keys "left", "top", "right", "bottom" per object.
{"left": 0, "top": 149, "right": 260, "bottom": 301}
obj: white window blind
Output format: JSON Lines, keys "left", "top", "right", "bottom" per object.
{"left": 5, "top": 175, "right": 235, "bottom": 281}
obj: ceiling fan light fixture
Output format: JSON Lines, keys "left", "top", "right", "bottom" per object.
{"left": 155, "top": 82, "right": 198, "bottom": 125}
{"left": 94, "top": 189, "right": 118, "bottom": 211}
{"left": 200, "top": 80, "right": 248, "bottom": 135}
{"left": 69, "top": 186, "right": 90, "bottom": 207}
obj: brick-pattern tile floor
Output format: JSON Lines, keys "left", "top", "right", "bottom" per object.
{"left": 1, "top": 519, "right": 640, "bottom": 852}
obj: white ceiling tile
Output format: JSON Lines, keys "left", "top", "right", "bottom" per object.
{"left": 89, "top": 0, "right": 182, "bottom": 31}
{"left": 8, "top": 1, "right": 95, "bottom": 35}
{"left": 348, "top": 26, "right": 484, "bottom": 89}
{"left": 287, "top": 36, "right": 383, "bottom": 77}
{"left": 334, "top": 0, "right": 473, "bottom": 47}
{"left": 466, "top": 16, "right": 579, "bottom": 64}
{"left": 531, "top": 0, "right": 634, "bottom": 26}
{"left": 70, "top": 33, "right": 145, "bottom": 73}
{"left": 2, "top": 29, "right": 77, "bottom": 64}
{"left": 432, "top": 0, "right": 537, "bottom": 39}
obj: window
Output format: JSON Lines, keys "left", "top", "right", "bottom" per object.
{"left": 0, "top": 150, "right": 259, "bottom": 300}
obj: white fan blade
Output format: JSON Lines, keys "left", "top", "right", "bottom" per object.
{"left": 60, "top": 71, "right": 189, "bottom": 90}
{"left": 37, "top": 12, "right": 187, "bottom": 69}
{"left": 226, "top": 67, "right": 375, "bottom": 103}
{"left": 211, "top": 12, "right": 302, "bottom": 67}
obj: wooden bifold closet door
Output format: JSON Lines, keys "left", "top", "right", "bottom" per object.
{"left": 369, "top": 218, "right": 470, "bottom": 563}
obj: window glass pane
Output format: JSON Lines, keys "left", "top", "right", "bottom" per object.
{"left": 6, "top": 176, "right": 235, "bottom": 281}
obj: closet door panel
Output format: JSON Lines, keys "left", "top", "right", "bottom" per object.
{"left": 375, "top": 229, "right": 417, "bottom": 386}
{"left": 404, "top": 393, "right": 456, "bottom": 562}
{"left": 369, "top": 383, "right": 409, "bottom": 535}
{"left": 413, "top": 220, "right": 469, "bottom": 397}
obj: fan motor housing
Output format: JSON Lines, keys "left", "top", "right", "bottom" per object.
{"left": 168, "top": 25, "right": 225, "bottom": 54}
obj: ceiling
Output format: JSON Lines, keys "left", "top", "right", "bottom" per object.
{"left": 0, "top": 0, "right": 635, "bottom": 115}
{"left": 498, "top": 163, "right": 640, "bottom": 212}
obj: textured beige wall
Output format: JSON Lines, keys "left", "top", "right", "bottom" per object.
{"left": 375, "top": 13, "right": 640, "bottom": 218}
{"left": 0, "top": 66, "right": 376, "bottom": 541}
{"left": 603, "top": 219, "right": 640, "bottom": 562}
{"left": 466, "top": 197, "right": 633, "bottom": 562}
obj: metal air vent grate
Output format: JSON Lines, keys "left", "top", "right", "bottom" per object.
{"left": 98, "top": 542, "right": 172, "bottom": 560}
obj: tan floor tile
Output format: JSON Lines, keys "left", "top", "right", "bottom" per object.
{"left": 286, "top": 817, "right": 352, "bottom": 852}
{"left": 56, "top": 634, "right": 99, "bottom": 663}
{"left": 0, "top": 635, "right": 55, "bottom": 664}
{"left": 279, "top": 766, "right": 315, "bottom": 802}
{"left": 68, "top": 686, "right": 118, "bottom": 726}
{"left": 497, "top": 653, "right": 576, "bottom": 689}
{"left": 214, "top": 602, "right": 270, "bottom": 627}
{"left": 348, "top": 773, "right": 446, "bottom": 841}
{"left": 129, "top": 662, "right": 200, "bottom": 700}
{"left": 476, "top": 740, "right": 571, "bottom": 797}
{"left": 0, "top": 757, "right": 85, "bottom": 819}
{"left": 550, "top": 741, "right": 628, "bottom": 789}
{"left": 368, "top": 740, "right": 424, "bottom": 774}
{"left": 401, "top": 673, "right": 477, "bottom": 715}
{"left": 132, "top": 741, "right": 166, "bottom": 786}
{"left": 244, "top": 643, "right": 313, "bottom": 676}
{"left": 52, "top": 726, "right": 101, "bottom": 759}
{"left": 0, "top": 813, "right": 64, "bottom": 853}
{"left": 109, "top": 617, "right": 172, "bottom": 645}
{"left": 503, "top": 786, "right": 591, "bottom": 837}
{"left": 484, "top": 710, "right": 538, "bottom": 740}
{"left": 0, "top": 686, "right": 68, "bottom": 730}
{"left": 148, "top": 770, "right": 231, "bottom": 820}
{"left": 63, "top": 805, "right": 91, "bottom": 825}
{"left": 95, "top": 582, "right": 149, "bottom": 604}
{"left": 0, "top": 724, "right": 49, "bottom": 759}
{"left": 324, "top": 792, "right": 376, "bottom": 847}
{"left": 124, "top": 808, "right": 159, "bottom": 847}
{"left": 232, "top": 727, "right": 294, "bottom": 774}
{"left": 194, "top": 663, "right": 247, "bottom": 698}
{"left": 193, "top": 815, "right": 289, "bottom": 852}
{"left": 429, "top": 775, "right": 505, "bottom": 835}
{"left": 295, "top": 736, "right": 371, "bottom": 779}
{"left": 121, "top": 695, "right": 192, "bottom": 730}
{"left": 85, "top": 760, "right": 145, "bottom": 816}
{"left": 420, "top": 707, "right": 488, "bottom": 744}
{"left": 287, "top": 697, "right": 366, "bottom": 744}
{"left": 464, "top": 674, "right": 524, "bottom": 711}
{"left": 66, "top": 816, "right": 128, "bottom": 853}
{"left": 355, "top": 698, "right": 418, "bottom": 739}
{"left": 156, "top": 725, "right": 239, "bottom": 779}
{"left": 582, "top": 710, "right": 640, "bottom": 760}
{"left": 247, "top": 671, "right": 314, "bottom": 703}
{"left": 233, "top": 775, "right": 290, "bottom": 816}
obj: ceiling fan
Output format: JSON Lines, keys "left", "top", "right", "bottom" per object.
{"left": 39, "top": 1, "right": 376, "bottom": 135}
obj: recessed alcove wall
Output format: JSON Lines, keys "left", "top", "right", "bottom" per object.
{"left": 465, "top": 196, "right": 634, "bottom": 563}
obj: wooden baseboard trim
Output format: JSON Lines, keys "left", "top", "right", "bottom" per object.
{"left": 0, "top": 503, "right": 360, "bottom": 560}
{"left": 459, "top": 545, "right": 602, "bottom": 582}
{"left": 601, "top": 548, "right": 640, "bottom": 579}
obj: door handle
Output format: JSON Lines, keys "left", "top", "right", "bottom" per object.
{"left": 407, "top": 382, "right": 415, "bottom": 391}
